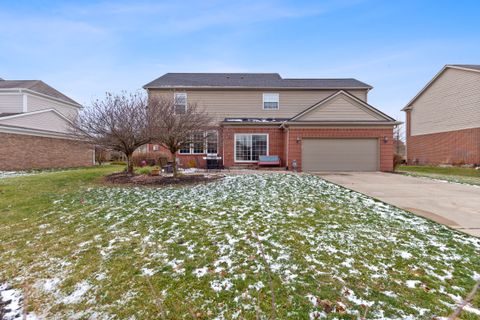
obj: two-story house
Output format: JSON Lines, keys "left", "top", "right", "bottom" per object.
{"left": 403, "top": 65, "right": 480, "bottom": 166}
{"left": 144, "top": 73, "right": 399, "bottom": 172}
{"left": 0, "top": 79, "right": 94, "bottom": 170}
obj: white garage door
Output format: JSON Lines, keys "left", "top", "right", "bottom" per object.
{"left": 302, "top": 138, "right": 379, "bottom": 172}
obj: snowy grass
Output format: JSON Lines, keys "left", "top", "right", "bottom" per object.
{"left": 1, "top": 168, "right": 480, "bottom": 319}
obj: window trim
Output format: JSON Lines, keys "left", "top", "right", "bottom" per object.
{"left": 262, "top": 93, "right": 279, "bottom": 110}
{"left": 234, "top": 133, "right": 269, "bottom": 163}
{"left": 174, "top": 92, "right": 187, "bottom": 114}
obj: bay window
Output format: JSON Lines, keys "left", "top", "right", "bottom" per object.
{"left": 178, "top": 131, "right": 218, "bottom": 154}
{"left": 235, "top": 134, "right": 268, "bottom": 162}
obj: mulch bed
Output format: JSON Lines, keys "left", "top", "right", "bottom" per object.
{"left": 103, "top": 172, "right": 223, "bottom": 187}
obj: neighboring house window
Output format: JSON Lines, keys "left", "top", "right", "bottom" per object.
{"left": 235, "top": 134, "right": 268, "bottom": 162}
{"left": 263, "top": 93, "right": 279, "bottom": 110}
{"left": 178, "top": 131, "right": 218, "bottom": 154}
{"left": 152, "top": 145, "right": 159, "bottom": 151}
{"left": 174, "top": 92, "right": 187, "bottom": 114}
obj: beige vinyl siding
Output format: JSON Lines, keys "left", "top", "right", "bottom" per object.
{"left": 0, "top": 93, "right": 23, "bottom": 113}
{"left": 297, "top": 94, "right": 383, "bottom": 121}
{"left": 410, "top": 68, "right": 480, "bottom": 136}
{"left": 27, "top": 94, "right": 79, "bottom": 119}
{"left": 150, "top": 89, "right": 368, "bottom": 122}
{"left": 0, "top": 111, "right": 70, "bottom": 133}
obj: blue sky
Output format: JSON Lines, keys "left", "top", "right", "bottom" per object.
{"left": 1, "top": 0, "right": 479, "bottom": 120}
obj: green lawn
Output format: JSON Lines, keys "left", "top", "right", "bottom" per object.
{"left": 1, "top": 167, "right": 480, "bottom": 319}
{"left": 397, "top": 165, "right": 480, "bottom": 186}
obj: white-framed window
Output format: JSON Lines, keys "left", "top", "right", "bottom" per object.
{"left": 152, "top": 145, "right": 159, "bottom": 151}
{"left": 206, "top": 131, "right": 219, "bottom": 154}
{"left": 174, "top": 92, "right": 187, "bottom": 114}
{"left": 234, "top": 134, "right": 268, "bottom": 162}
{"left": 178, "top": 131, "right": 218, "bottom": 154}
{"left": 263, "top": 93, "right": 279, "bottom": 110}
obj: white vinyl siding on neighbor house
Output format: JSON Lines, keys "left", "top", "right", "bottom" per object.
{"left": 150, "top": 89, "right": 368, "bottom": 122}
{"left": 410, "top": 68, "right": 480, "bottom": 136}
{"left": 263, "top": 93, "right": 279, "bottom": 110}
{"left": 0, "top": 110, "right": 71, "bottom": 133}
{"left": 234, "top": 134, "right": 268, "bottom": 162}
{"left": 0, "top": 93, "right": 23, "bottom": 114}
{"left": 27, "top": 94, "right": 79, "bottom": 119}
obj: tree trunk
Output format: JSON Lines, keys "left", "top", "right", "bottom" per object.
{"left": 172, "top": 152, "right": 178, "bottom": 178}
{"left": 126, "top": 153, "right": 134, "bottom": 175}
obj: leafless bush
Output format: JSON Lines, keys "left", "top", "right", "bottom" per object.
{"left": 149, "top": 97, "right": 213, "bottom": 178}
{"left": 70, "top": 92, "right": 152, "bottom": 174}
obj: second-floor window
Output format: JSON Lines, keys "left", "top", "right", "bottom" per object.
{"left": 263, "top": 93, "right": 279, "bottom": 110}
{"left": 174, "top": 92, "right": 187, "bottom": 114}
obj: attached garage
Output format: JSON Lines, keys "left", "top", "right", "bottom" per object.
{"left": 301, "top": 138, "right": 379, "bottom": 172}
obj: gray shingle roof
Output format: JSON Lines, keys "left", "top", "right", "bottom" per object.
{"left": 449, "top": 64, "right": 480, "bottom": 71}
{"left": 0, "top": 79, "right": 80, "bottom": 106}
{"left": 144, "top": 73, "right": 372, "bottom": 89}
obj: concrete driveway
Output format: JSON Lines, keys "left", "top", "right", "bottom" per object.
{"left": 316, "top": 172, "right": 480, "bottom": 237}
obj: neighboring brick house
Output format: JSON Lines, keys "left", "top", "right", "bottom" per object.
{"left": 0, "top": 79, "right": 94, "bottom": 170}
{"left": 144, "top": 73, "right": 399, "bottom": 172}
{"left": 403, "top": 65, "right": 480, "bottom": 166}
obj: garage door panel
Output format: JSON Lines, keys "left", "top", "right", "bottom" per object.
{"left": 302, "top": 138, "right": 378, "bottom": 171}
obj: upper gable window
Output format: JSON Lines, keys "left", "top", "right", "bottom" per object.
{"left": 263, "top": 93, "right": 279, "bottom": 110}
{"left": 174, "top": 92, "right": 187, "bottom": 114}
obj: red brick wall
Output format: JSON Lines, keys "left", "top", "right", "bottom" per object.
{"left": 406, "top": 126, "right": 480, "bottom": 165}
{"left": 286, "top": 127, "right": 394, "bottom": 172}
{"left": 222, "top": 127, "right": 285, "bottom": 167}
{"left": 145, "top": 126, "right": 395, "bottom": 171}
{"left": 0, "top": 132, "right": 94, "bottom": 170}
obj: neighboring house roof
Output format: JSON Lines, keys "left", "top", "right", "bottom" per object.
{"left": 402, "top": 64, "right": 480, "bottom": 111}
{"left": 0, "top": 79, "right": 80, "bottom": 106}
{"left": 449, "top": 64, "right": 480, "bottom": 71}
{"left": 144, "top": 73, "right": 372, "bottom": 89}
{"left": 0, "top": 112, "right": 21, "bottom": 118}
{"left": 289, "top": 90, "right": 397, "bottom": 123}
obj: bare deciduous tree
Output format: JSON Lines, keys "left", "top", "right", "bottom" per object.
{"left": 70, "top": 92, "right": 152, "bottom": 174}
{"left": 149, "top": 97, "right": 213, "bottom": 178}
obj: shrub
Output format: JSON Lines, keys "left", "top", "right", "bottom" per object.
{"left": 186, "top": 159, "right": 197, "bottom": 168}
{"left": 393, "top": 153, "right": 403, "bottom": 171}
{"left": 137, "top": 167, "right": 152, "bottom": 175}
{"left": 110, "top": 161, "right": 127, "bottom": 166}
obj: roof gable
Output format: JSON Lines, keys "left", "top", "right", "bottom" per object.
{"left": 0, "top": 80, "right": 80, "bottom": 106}
{"left": 403, "top": 64, "right": 480, "bottom": 111}
{"left": 290, "top": 90, "right": 395, "bottom": 122}
{"left": 0, "top": 109, "right": 72, "bottom": 133}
